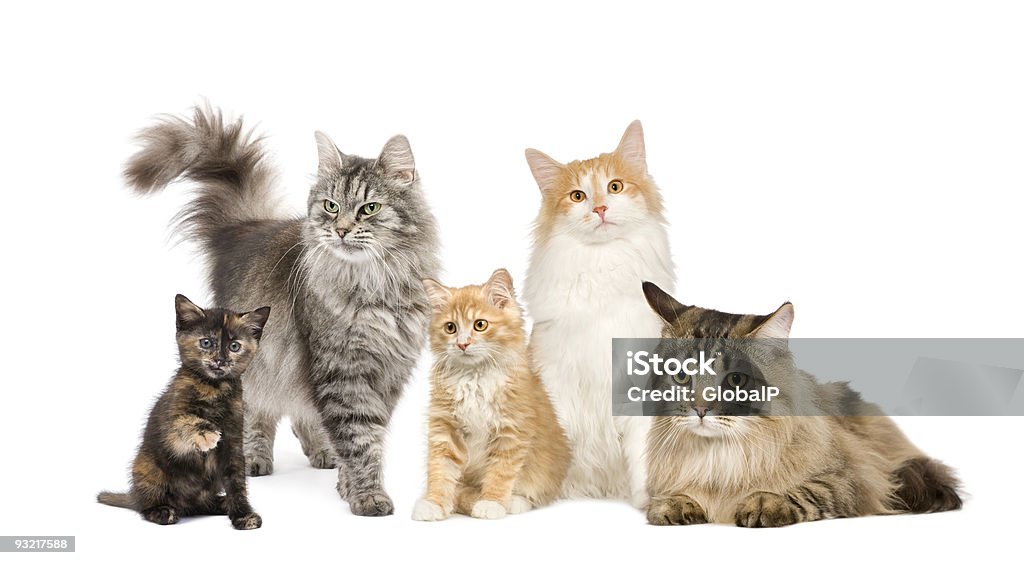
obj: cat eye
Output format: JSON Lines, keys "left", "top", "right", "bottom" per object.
{"left": 672, "top": 373, "right": 691, "bottom": 386}
{"left": 473, "top": 319, "right": 488, "bottom": 332}
{"left": 569, "top": 190, "right": 586, "bottom": 203}
{"left": 608, "top": 180, "right": 624, "bottom": 193}
{"left": 725, "top": 372, "right": 749, "bottom": 388}
{"left": 360, "top": 202, "right": 382, "bottom": 216}
{"left": 199, "top": 338, "right": 214, "bottom": 349}
{"left": 324, "top": 199, "right": 340, "bottom": 214}
{"left": 444, "top": 322, "right": 457, "bottom": 334}
{"left": 229, "top": 341, "right": 241, "bottom": 353}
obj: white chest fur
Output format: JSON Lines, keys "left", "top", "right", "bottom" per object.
{"left": 447, "top": 366, "right": 506, "bottom": 469}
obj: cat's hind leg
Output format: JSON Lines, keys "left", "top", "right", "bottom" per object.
{"left": 291, "top": 413, "right": 337, "bottom": 469}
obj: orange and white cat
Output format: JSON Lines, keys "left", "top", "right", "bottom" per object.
{"left": 523, "top": 122, "right": 675, "bottom": 507}
{"left": 412, "top": 269, "right": 569, "bottom": 520}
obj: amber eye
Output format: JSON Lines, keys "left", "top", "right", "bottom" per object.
{"left": 444, "top": 322, "right": 457, "bottom": 334}
{"left": 672, "top": 373, "right": 691, "bottom": 386}
{"left": 725, "top": 372, "right": 749, "bottom": 388}
{"left": 473, "top": 319, "right": 488, "bottom": 331}
{"left": 608, "top": 180, "right": 624, "bottom": 193}
{"left": 569, "top": 190, "right": 586, "bottom": 202}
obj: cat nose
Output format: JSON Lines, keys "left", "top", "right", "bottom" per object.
{"left": 693, "top": 407, "right": 709, "bottom": 419}
{"left": 457, "top": 343, "right": 469, "bottom": 351}
{"left": 336, "top": 227, "right": 349, "bottom": 238}
{"left": 215, "top": 359, "right": 227, "bottom": 367}
{"left": 593, "top": 205, "right": 608, "bottom": 221}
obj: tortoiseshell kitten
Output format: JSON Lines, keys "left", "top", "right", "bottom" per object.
{"left": 98, "top": 295, "right": 270, "bottom": 529}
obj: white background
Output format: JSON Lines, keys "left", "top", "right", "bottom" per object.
{"left": 1, "top": 1, "right": 1021, "bottom": 563}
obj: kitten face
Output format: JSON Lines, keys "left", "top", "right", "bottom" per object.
{"left": 423, "top": 269, "right": 525, "bottom": 368}
{"left": 174, "top": 295, "right": 270, "bottom": 380}
{"left": 642, "top": 282, "right": 795, "bottom": 439}
{"left": 525, "top": 121, "right": 664, "bottom": 244}
{"left": 305, "top": 133, "right": 418, "bottom": 262}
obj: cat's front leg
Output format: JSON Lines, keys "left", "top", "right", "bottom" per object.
{"left": 413, "top": 415, "right": 467, "bottom": 521}
{"left": 168, "top": 415, "right": 220, "bottom": 455}
{"left": 619, "top": 417, "right": 651, "bottom": 509}
{"left": 647, "top": 494, "right": 708, "bottom": 525}
{"left": 220, "top": 433, "right": 261, "bottom": 530}
{"left": 471, "top": 427, "right": 528, "bottom": 520}
{"left": 734, "top": 491, "right": 805, "bottom": 528}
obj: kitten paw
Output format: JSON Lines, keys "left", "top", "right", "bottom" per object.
{"left": 245, "top": 454, "right": 274, "bottom": 476}
{"left": 231, "top": 512, "right": 262, "bottom": 530}
{"left": 411, "top": 499, "right": 449, "bottom": 521}
{"left": 507, "top": 495, "right": 533, "bottom": 514}
{"left": 471, "top": 499, "right": 507, "bottom": 520}
{"left": 142, "top": 505, "right": 179, "bottom": 525}
{"left": 194, "top": 430, "right": 221, "bottom": 452}
{"left": 647, "top": 495, "right": 708, "bottom": 526}
{"left": 307, "top": 449, "right": 337, "bottom": 469}
{"left": 735, "top": 492, "right": 801, "bottom": 528}
{"left": 348, "top": 491, "right": 394, "bottom": 517}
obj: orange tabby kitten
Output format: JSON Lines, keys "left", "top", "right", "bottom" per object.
{"left": 412, "top": 269, "right": 569, "bottom": 520}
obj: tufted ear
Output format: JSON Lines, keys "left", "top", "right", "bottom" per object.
{"left": 378, "top": 135, "right": 416, "bottom": 185}
{"left": 641, "top": 282, "right": 690, "bottom": 325}
{"left": 524, "top": 148, "right": 565, "bottom": 195}
{"left": 422, "top": 279, "right": 452, "bottom": 311}
{"left": 748, "top": 303, "right": 795, "bottom": 339}
{"left": 482, "top": 268, "right": 515, "bottom": 309}
{"left": 315, "top": 131, "right": 347, "bottom": 175}
{"left": 614, "top": 120, "right": 647, "bottom": 173}
{"left": 174, "top": 294, "right": 205, "bottom": 330}
{"left": 240, "top": 306, "right": 271, "bottom": 341}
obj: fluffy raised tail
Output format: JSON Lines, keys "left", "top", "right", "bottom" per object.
{"left": 123, "top": 105, "right": 279, "bottom": 247}
{"left": 97, "top": 491, "right": 134, "bottom": 509}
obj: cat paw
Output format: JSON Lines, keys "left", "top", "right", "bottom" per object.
{"left": 142, "top": 505, "right": 179, "bottom": 525}
{"left": 507, "top": 495, "right": 532, "bottom": 514}
{"left": 194, "top": 430, "right": 221, "bottom": 452}
{"left": 348, "top": 491, "right": 394, "bottom": 517}
{"left": 245, "top": 454, "right": 274, "bottom": 476}
{"left": 411, "top": 499, "right": 449, "bottom": 521}
{"left": 647, "top": 495, "right": 708, "bottom": 526}
{"left": 231, "top": 512, "right": 262, "bottom": 530}
{"left": 307, "top": 449, "right": 337, "bottom": 469}
{"left": 471, "top": 499, "right": 507, "bottom": 520}
{"left": 630, "top": 489, "right": 650, "bottom": 510}
{"left": 735, "top": 492, "right": 801, "bottom": 528}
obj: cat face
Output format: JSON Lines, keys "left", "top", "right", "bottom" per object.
{"left": 305, "top": 132, "right": 419, "bottom": 262}
{"left": 174, "top": 294, "right": 270, "bottom": 380}
{"left": 423, "top": 269, "right": 525, "bottom": 367}
{"left": 525, "top": 121, "right": 665, "bottom": 245}
{"left": 641, "top": 282, "right": 796, "bottom": 439}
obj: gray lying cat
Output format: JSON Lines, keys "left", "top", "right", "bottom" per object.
{"left": 640, "top": 282, "right": 961, "bottom": 527}
{"left": 124, "top": 107, "right": 440, "bottom": 516}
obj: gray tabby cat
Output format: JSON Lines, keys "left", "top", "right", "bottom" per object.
{"left": 124, "top": 107, "right": 440, "bottom": 516}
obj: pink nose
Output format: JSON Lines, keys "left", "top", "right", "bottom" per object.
{"left": 457, "top": 343, "right": 468, "bottom": 351}
{"left": 593, "top": 205, "right": 608, "bottom": 221}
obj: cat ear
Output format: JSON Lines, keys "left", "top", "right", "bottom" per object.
{"left": 642, "top": 282, "right": 689, "bottom": 324}
{"left": 422, "top": 279, "right": 452, "bottom": 311}
{"left": 174, "top": 294, "right": 205, "bottom": 330}
{"left": 524, "top": 148, "right": 565, "bottom": 194}
{"left": 377, "top": 135, "right": 416, "bottom": 185}
{"left": 240, "top": 306, "right": 272, "bottom": 341}
{"left": 315, "top": 131, "right": 347, "bottom": 174}
{"left": 748, "top": 303, "right": 795, "bottom": 339}
{"left": 483, "top": 268, "right": 515, "bottom": 309}
{"left": 614, "top": 120, "right": 647, "bottom": 173}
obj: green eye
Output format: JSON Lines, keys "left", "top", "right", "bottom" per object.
{"left": 360, "top": 202, "right": 382, "bottom": 216}
{"left": 725, "top": 372, "right": 749, "bottom": 388}
{"left": 672, "top": 373, "right": 691, "bottom": 386}
{"left": 324, "top": 199, "right": 340, "bottom": 213}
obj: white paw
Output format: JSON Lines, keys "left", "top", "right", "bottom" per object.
{"left": 411, "top": 499, "right": 448, "bottom": 521}
{"left": 508, "top": 495, "right": 532, "bottom": 514}
{"left": 195, "top": 430, "right": 221, "bottom": 452}
{"left": 630, "top": 489, "right": 650, "bottom": 510}
{"left": 471, "top": 499, "right": 507, "bottom": 520}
